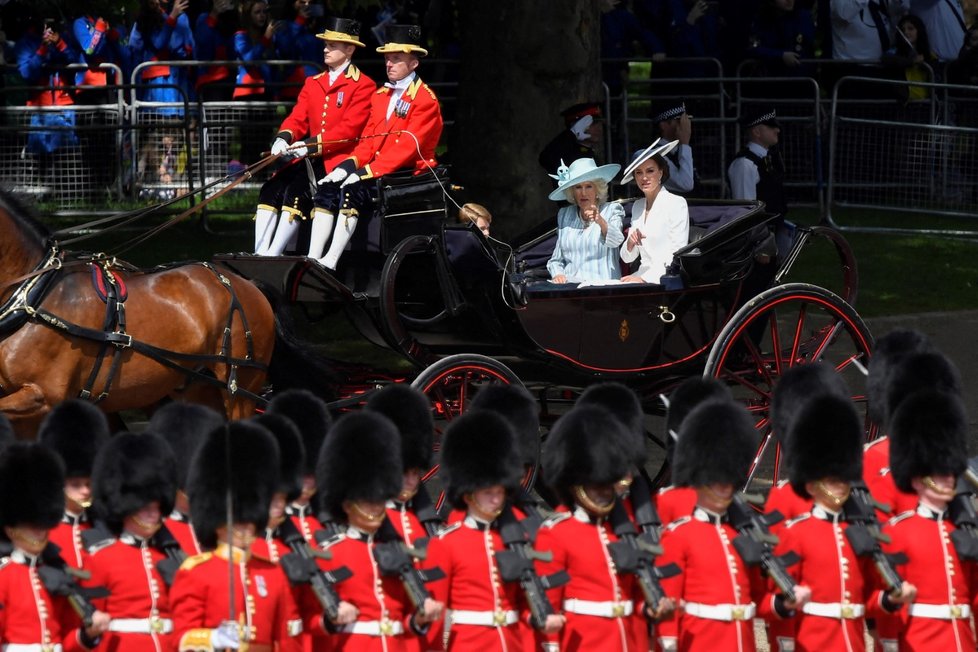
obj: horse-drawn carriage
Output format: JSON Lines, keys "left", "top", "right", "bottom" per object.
{"left": 214, "top": 167, "right": 873, "bottom": 490}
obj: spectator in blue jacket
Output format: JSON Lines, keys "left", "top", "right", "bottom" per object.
{"left": 233, "top": 0, "right": 280, "bottom": 100}
{"left": 129, "top": 0, "right": 195, "bottom": 116}
{"left": 194, "top": 0, "right": 237, "bottom": 101}
{"left": 72, "top": 13, "right": 130, "bottom": 103}
{"left": 275, "top": 0, "right": 328, "bottom": 100}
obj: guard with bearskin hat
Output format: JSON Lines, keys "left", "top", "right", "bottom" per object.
{"left": 85, "top": 431, "right": 181, "bottom": 651}
{"left": 426, "top": 410, "right": 563, "bottom": 650}
{"left": 145, "top": 402, "right": 225, "bottom": 556}
{"left": 170, "top": 422, "right": 304, "bottom": 652}
{"left": 657, "top": 399, "right": 807, "bottom": 652}
{"left": 880, "top": 390, "right": 975, "bottom": 652}
{"left": 771, "top": 393, "right": 913, "bottom": 652}
{"left": 38, "top": 399, "right": 110, "bottom": 570}
{"left": 267, "top": 389, "right": 334, "bottom": 543}
{"left": 534, "top": 405, "right": 662, "bottom": 652}
{"left": 251, "top": 413, "right": 306, "bottom": 565}
{"left": 0, "top": 441, "right": 111, "bottom": 651}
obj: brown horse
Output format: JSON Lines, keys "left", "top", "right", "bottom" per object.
{"left": 0, "top": 191, "right": 275, "bottom": 437}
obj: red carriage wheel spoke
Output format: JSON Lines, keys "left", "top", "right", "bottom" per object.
{"left": 788, "top": 303, "right": 808, "bottom": 367}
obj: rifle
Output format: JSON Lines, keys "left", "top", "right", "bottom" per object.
{"left": 842, "top": 482, "right": 907, "bottom": 594}
{"left": 373, "top": 520, "right": 445, "bottom": 613}
{"left": 605, "top": 501, "right": 680, "bottom": 613}
{"left": 150, "top": 523, "right": 187, "bottom": 586}
{"left": 948, "top": 460, "right": 978, "bottom": 562}
{"left": 494, "top": 505, "right": 570, "bottom": 630}
{"left": 277, "top": 517, "right": 352, "bottom": 623}
{"left": 726, "top": 493, "right": 799, "bottom": 603}
{"left": 629, "top": 474, "right": 664, "bottom": 546}
{"left": 39, "top": 544, "right": 110, "bottom": 628}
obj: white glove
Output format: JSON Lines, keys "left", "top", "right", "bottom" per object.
{"left": 319, "top": 167, "right": 348, "bottom": 185}
{"left": 570, "top": 115, "right": 594, "bottom": 142}
{"left": 211, "top": 621, "right": 240, "bottom": 650}
{"left": 340, "top": 173, "right": 360, "bottom": 188}
{"left": 270, "top": 137, "right": 290, "bottom": 156}
{"left": 288, "top": 140, "right": 308, "bottom": 159}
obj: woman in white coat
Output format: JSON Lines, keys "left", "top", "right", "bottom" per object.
{"left": 619, "top": 139, "right": 689, "bottom": 284}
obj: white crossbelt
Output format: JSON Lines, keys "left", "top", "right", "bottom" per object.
{"left": 3, "top": 645, "right": 64, "bottom": 652}
{"left": 683, "top": 601, "right": 756, "bottom": 621}
{"left": 803, "top": 602, "right": 865, "bottom": 619}
{"left": 450, "top": 609, "right": 519, "bottom": 626}
{"left": 108, "top": 618, "right": 174, "bottom": 634}
{"left": 338, "top": 620, "right": 405, "bottom": 636}
{"left": 562, "top": 598, "right": 634, "bottom": 618}
{"left": 908, "top": 603, "right": 972, "bottom": 620}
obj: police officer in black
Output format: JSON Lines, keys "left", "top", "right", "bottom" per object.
{"left": 728, "top": 108, "right": 787, "bottom": 218}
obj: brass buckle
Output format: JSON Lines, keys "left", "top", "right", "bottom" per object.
{"left": 731, "top": 606, "right": 746, "bottom": 621}
{"left": 951, "top": 605, "right": 963, "bottom": 618}
{"left": 41, "top": 645, "right": 54, "bottom": 652}
{"left": 841, "top": 604, "right": 855, "bottom": 619}
{"left": 493, "top": 610, "right": 507, "bottom": 625}
{"left": 150, "top": 616, "right": 165, "bottom": 633}
{"left": 612, "top": 604, "right": 625, "bottom": 618}
{"left": 380, "top": 620, "right": 394, "bottom": 636}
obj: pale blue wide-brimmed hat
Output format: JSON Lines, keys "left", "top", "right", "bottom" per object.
{"left": 548, "top": 157, "right": 622, "bottom": 202}
{"left": 619, "top": 138, "right": 679, "bottom": 185}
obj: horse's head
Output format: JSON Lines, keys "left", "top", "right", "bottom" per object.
{"left": 0, "top": 189, "right": 53, "bottom": 278}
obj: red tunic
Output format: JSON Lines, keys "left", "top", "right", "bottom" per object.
{"left": 49, "top": 511, "right": 91, "bottom": 570}
{"left": 275, "top": 64, "right": 375, "bottom": 176}
{"left": 863, "top": 438, "right": 917, "bottom": 519}
{"left": 880, "top": 506, "right": 978, "bottom": 652}
{"left": 657, "top": 508, "right": 780, "bottom": 652}
{"left": 164, "top": 512, "right": 202, "bottom": 556}
{"left": 85, "top": 533, "right": 174, "bottom": 652}
{"left": 0, "top": 548, "right": 93, "bottom": 652}
{"left": 762, "top": 481, "right": 812, "bottom": 650}
{"left": 534, "top": 507, "right": 643, "bottom": 651}
{"left": 285, "top": 504, "right": 325, "bottom": 546}
{"left": 345, "top": 74, "right": 443, "bottom": 180}
{"left": 170, "top": 545, "right": 303, "bottom": 652}
{"left": 385, "top": 502, "right": 427, "bottom": 546}
{"left": 655, "top": 486, "right": 698, "bottom": 526}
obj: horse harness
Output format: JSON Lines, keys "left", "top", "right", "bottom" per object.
{"left": 2, "top": 247, "right": 267, "bottom": 404}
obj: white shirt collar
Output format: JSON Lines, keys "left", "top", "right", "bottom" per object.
{"left": 747, "top": 141, "right": 769, "bottom": 158}
{"left": 384, "top": 72, "right": 416, "bottom": 92}
{"left": 811, "top": 504, "right": 844, "bottom": 523}
{"left": 10, "top": 548, "right": 40, "bottom": 565}
{"left": 328, "top": 60, "right": 350, "bottom": 85}
{"left": 693, "top": 506, "right": 727, "bottom": 525}
{"left": 916, "top": 503, "right": 947, "bottom": 520}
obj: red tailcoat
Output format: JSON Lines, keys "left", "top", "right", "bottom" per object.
{"left": 170, "top": 545, "right": 303, "bottom": 652}
{"left": 164, "top": 512, "right": 202, "bottom": 556}
{"left": 276, "top": 64, "right": 375, "bottom": 174}
{"left": 880, "top": 506, "right": 978, "bottom": 652}
{"left": 0, "top": 548, "right": 92, "bottom": 652}
{"left": 86, "top": 533, "right": 174, "bottom": 652}
{"left": 426, "top": 516, "right": 526, "bottom": 651}
{"left": 385, "top": 502, "right": 427, "bottom": 546}
{"left": 657, "top": 508, "right": 780, "bottom": 652}
{"left": 863, "top": 438, "right": 917, "bottom": 519}
{"left": 345, "top": 74, "right": 443, "bottom": 180}
{"left": 655, "top": 486, "right": 698, "bottom": 526}
{"left": 762, "top": 481, "right": 812, "bottom": 650}
{"left": 534, "top": 507, "right": 643, "bottom": 651}
{"left": 285, "top": 504, "right": 324, "bottom": 546}
{"left": 50, "top": 511, "right": 91, "bottom": 570}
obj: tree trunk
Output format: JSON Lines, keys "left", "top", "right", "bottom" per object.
{"left": 452, "top": 0, "right": 601, "bottom": 240}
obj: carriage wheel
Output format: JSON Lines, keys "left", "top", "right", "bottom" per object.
{"left": 777, "top": 225, "right": 860, "bottom": 307}
{"left": 702, "top": 282, "right": 873, "bottom": 494}
{"left": 410, "top": 354, "right": 533, "bottom": 510}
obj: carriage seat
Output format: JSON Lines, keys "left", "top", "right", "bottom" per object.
{"left": 353, "top": 167, "right": 450, "bottom": 256}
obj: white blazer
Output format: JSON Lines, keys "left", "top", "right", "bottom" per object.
{"left": 619, "top": 188, "right": 689, "bottom": 283}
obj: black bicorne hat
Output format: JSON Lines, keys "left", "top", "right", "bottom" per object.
{"left": 365, "top": 384, "right": 433, "bottom": 471}
{"left": 664, "top": 377, "right": 731, "bottom": 464}
{"left": 771, "top": 363, "right": 850, "bottom": 446}
{"left": 542, "top": 405, "right": 631, "bottom": 507}
{"left": 786, "top": 394, "right": 863, "bottom": 498}
{"left": 376, "top": 24, "right": 428, "bottom": 56}
{"left": 266, "top": 389, "right": 332, "bottom": 476}
{"left": 0, "top": 442, "right": 65, "bottom": 535}
{"left": 91, "top": 432, "right": 178, "bottom": 535}
{"left": 37, "top": 399, "right": 110, "bottom": 477}
{"left": 577, "top": 382, "right": 646, "bottom": 468}
{"left": 441, "top": 410, "right": 523, "bottom": 510}
{"left": 145, "top": 402, "right": 225, "bottom": 491}
{"left": 187, "top": 422, "right": 280, "bottom": 549}
{"left": 253, "top": 413, "right": 306, "bottom": 504}
{"left": 672, "top": 399, "right": 758, "bottom": 487}
{"left": 866, "top": 329, "right": 933, "bottom": 425}
{"left": 889, "top": 390, "right": 968, "bottom": 493}
{"left": 884, "top": 351, "right": 961, "bottom": 430}
{"left": 316, "top": 412, "right": 402, "bottom": 523}
{"left": 470, "top": 384, "right": 540, "bottom": 468}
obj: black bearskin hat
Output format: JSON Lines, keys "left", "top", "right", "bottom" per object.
{"left": 267, "top": 389, "right": 332, "bottom": 475}
{"left": 542, "top": 405, "right": 631, "bottom": 507}
{"left": 316, "top": 412, "right": 402, "bottom": 523}
{"left": 884, "top": 351, "right": 961, "bottom": 430}
{"left": 665, "top": 377, "right": 731, "bottom": 463}
{"left": 145, "top": 402, "right": 225, "bottom": 491}
{"left": 37, "top": 399, "right": 110, "bottom": 477}
{"left": 889, "top": 390, "right": 968, "bottom": 493}
{"left": 469, "top": 384, "right": 540, "bottom": 468}
{"left": 254, "top": 413, "right": 305, "bottom": 503}
{"left": 91, "top": 432, "right": 178, "bottom": 535}
{"left": 577, "top": 382, "right": 646, "bottom": 468}
{"left": 441, "top": 410, "right": 523, "bottom": 510}
{"left": 365, "top": 384, "right": 433, "bottom": 471}
{"left": 866, "top": 329, "right": 932, "bottom": 425}
{"left": 786, "top": 394, "right": 863, "bottom": 498}
{"left": 0, "top": 442, "right": 65, "bottom": 535}
{"left": 771, "top": 363, "right": 850, "bottom": 446}
{"left": 187, "top": 422, "right": 280, "bottom": 549}
{"left": 673, "top": 400, "right": 758, "bottom": 487}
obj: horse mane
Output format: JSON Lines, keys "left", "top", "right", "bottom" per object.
{"left": 0, "top": 188, "right": 53, "bottom": 250}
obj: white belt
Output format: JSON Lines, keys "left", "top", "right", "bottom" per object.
{"left": 450, "top": 609, "right": 519, "bottom": 626}
{"left": 683, "top": 601, "right": 756, "bottom": 621}
{"left": 338, "top": 620, "right": 405, "bottom": 636}
{"left": 109, "top": 618, "right": 174, "bottom": 634}
{"left": 802, "top": 602, "right": 865, "bottom": 619}
{"left": 908, "top": 603, "right": 972, "bottom": 620}
{"left": 3, "top": 646, "right": 64, "bottom": 652}
{"left": 562, "top": 598, "right": 634, "bottom": 618}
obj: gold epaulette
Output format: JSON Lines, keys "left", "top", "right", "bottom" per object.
{"left": 346, "top": 64, "right": 361, "bottom": 81}
{"left": 179, "top": 552, "right": 213, "bottom": 571}
{"left": 423, "top": 83, "right": 438, "bottom": 101}
{"left": 312, "top": 71, "right": 326, "bottom": 80}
